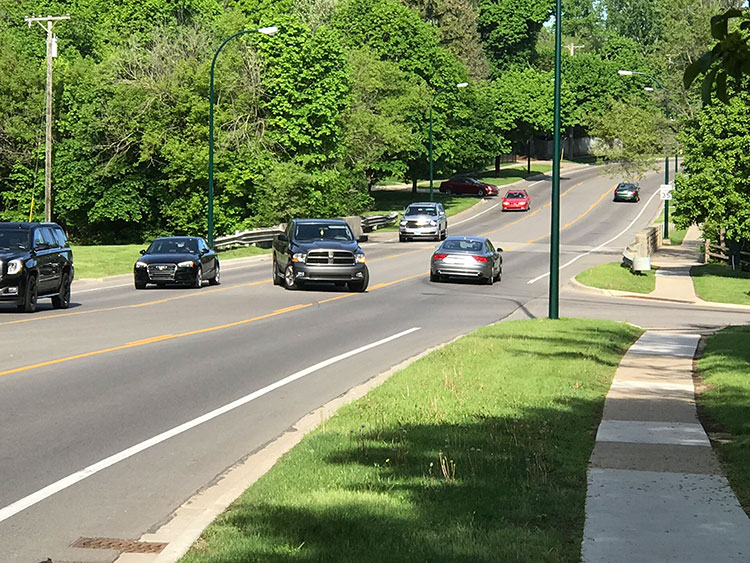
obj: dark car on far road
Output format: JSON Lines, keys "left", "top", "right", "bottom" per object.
{"left": 134, "top": 236, "right": 219, "bottom": 289}
{"left": 439, "top": 177, "right": 499, "bottom": 197}
{"left": 613, "top": 182, "right": 640, "bottom": 202}
{"left": 430, "top": 236, "right": 502, "bottom": 285}
{"left": 0, "top": 222, "right": 74, "bottom": 312}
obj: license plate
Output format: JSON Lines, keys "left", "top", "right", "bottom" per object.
{"left": 413, "top": 230, "right": 421, "bottom": 235}
{"left": 445, "top": 256, "right": 468, "bottom": 264}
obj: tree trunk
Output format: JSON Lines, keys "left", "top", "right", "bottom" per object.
{"left": 412, "top": 177, "right": 417, "bottom": 195}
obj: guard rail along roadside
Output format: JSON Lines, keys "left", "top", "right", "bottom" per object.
{"left": 622, "top": 225, "right": 662, "bottom": 272}
{"left": 213, "top": 215, "right": 382, "bottom": 250}
{"left": 361, "top": 213, "right": 398, "bottom": 232}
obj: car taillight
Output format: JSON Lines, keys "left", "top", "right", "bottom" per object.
{"left": 433, "top": 253, "right": 448, "bottom": 260}
{"left": 473, "top": 256, "right": 488, "bottom": 263}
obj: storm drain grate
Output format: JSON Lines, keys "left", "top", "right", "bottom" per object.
{"left": 71, "top": 537, "right": 168, "bottom": 554}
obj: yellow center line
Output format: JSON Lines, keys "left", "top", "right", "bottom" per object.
{"left": 0, "top": 279, "right": 272, "bottom": 326}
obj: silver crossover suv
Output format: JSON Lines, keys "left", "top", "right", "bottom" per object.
{"left": 399, "top": 202, "right": 447, "bottom": 242}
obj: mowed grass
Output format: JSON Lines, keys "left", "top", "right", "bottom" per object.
{"left": 575, "top": 262, "right": 656, "bottom": 294}
{"left": 182, "top": 318, "right": 642, "bottom": 563}
{"left": 72, "top": 244, "right": 269, "bottom": 279}
{"left": 697, "top": 326, "right": 750, "bottom": 510}
{"left": 691, "top": 264, "right": 750, "bottom": 305}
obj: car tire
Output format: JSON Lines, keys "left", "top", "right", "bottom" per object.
{"left": 284, "top": 263, "right": 299, "bottom": 290}
{"left": 430, "top": 271, "right": 440, "bottom": 282}
{"left": 478, "top": 188, "right": 487, "bottom": 197}
{"left": 209, "top": 263, "right": 221, "bottom": 285}
{"left": 440, "top": 228, "right": 447, "bottom": 240}
{"left": 494, "top": 268, "right": 502, "bottom": 283}
{"left": 192, "top": 267, "right": 203, "bottom": 289}
{"left": 348, "top": 268, "right": 369, "bottom": 292}
{"left": 18, "top": 275, "right": 38, "bottom": 313}
{"left": 484, "top": 272, "right": 494, "bottom": 285}
{"left": 399, "top": 234, "right": 406, "bottom": 242}
{"left": 52, "top": 272, "right": 72, "bottom": 309}
{"left": 135, "top": 281, "right": 147, "bottom": 290}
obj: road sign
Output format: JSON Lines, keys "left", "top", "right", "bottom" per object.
{"left": 659, "top": 183, "right": 674, "bottom": 201}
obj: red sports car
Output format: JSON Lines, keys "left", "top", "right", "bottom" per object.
{"left": 502, "top": 189, "right": 531, "bottom": 211}
{"left": 439, "top": 177, "right": 499, "bottom": 196}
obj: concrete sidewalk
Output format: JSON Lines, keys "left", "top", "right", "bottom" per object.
{"left": 581, "top": 331, "right": 750, "bottom": 562}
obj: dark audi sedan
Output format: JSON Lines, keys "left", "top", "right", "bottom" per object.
{"left": 430, "top": 236, "right": 502, "bottom": 284}
{"left": 134, "top": 236, "right": 220, "bottom": 289}
{"left": 613, "top": 182, "right": 640, "bottom": 202}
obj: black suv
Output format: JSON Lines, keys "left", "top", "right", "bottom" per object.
{"left": 0, "top": 222, "right": 74, "bottom": 312}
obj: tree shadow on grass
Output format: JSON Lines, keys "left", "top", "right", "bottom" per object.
{"left": 197, "top": 399, "right": 604, "bottom": 563}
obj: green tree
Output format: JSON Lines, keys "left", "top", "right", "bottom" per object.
{"left": 673, "top": 90, "right": 750, "bottom": 240}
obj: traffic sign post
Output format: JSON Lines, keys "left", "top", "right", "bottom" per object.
{"left": 659, "top": 183, "right": 674, "bottom": 201}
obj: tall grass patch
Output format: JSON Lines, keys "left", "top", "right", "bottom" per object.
{"left": 182, "top": 318, "right": 641, "bottom": 563}
{"left": 697, "top": 326, "right": 750, "bottom": 512}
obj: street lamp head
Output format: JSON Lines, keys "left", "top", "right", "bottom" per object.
{"left": 618, "top": 69, "right": 633, "bottom": 76}
{"left": 258, "top": 26, "right": 278, "bottom": 35}
{"left": 456, "top": 82, "right": 468, "bottom": 88}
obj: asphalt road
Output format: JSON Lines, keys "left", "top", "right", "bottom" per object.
{"left": 2, "top": 165, "right": 743, "bottom": 563}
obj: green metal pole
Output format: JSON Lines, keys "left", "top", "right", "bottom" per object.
{"left": 429, "top": 103, "right": 434, "bottom": 202}
{"left": 549, "top": 0, "right": 562, "bottom": 320}
{"left": 663, "top": 108, "right": 670, "bottom": 241}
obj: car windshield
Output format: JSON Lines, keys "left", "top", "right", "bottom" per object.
{"left": 505, "top": 192, "right": 526, "bottom": 199}
{"left": 147, "top": 239, "right": 198, "bottom": 254}
{"left": 0, "top": 229, "right": 31, "bottom": 251}
{"left": 617, "top": 184, "right": 636, "bottom": 190}
{"left": 442, "top": 239, "right": 484, "bottom": 253}
{"left": 295, "top": 224, "right": 354, "bottom": 242}
{"left": 406, "top": 206, "right": 436, "bottom": 216}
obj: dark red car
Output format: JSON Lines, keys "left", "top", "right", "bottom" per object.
{"left": 502, "top": 189, "right": 531, "bottom": 211}
{"left": 439, "top": 177, "right": 499, "bottom": 196}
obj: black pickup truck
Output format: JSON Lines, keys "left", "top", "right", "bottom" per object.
{"left": 272, "top": 219, "right": 369, "bottom": 292}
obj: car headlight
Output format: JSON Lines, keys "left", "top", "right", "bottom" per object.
{"left": 400, "top": 220, "right": 407, "bottom": 226}
{"left": 7, "top": 259, "right": 23, "bottom": 275}
{"left": 355, "top": 253, "right": 366, "bottom": 264}
{"left": 429, "top": 220, "right": 437, "bottom": 226}
{"left": 135, "top": 261, "right": 148, "bottom": 269}
{"left": 292, "top": 253, "right": 306, "bottom": 263}
{"left": 177, "top": 260, "right": 195, "bottom": 268}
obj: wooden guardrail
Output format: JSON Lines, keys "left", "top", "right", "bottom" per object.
{"left": 704, "top": 240, "right": 750, "bottom": 269}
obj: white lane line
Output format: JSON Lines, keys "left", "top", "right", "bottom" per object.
{"left": 0, "top": 327, "right": 421, "bottom": 523}
{"left": 526, "top": 189, "right": 661, "bottom": 285}
{"left": 451, "top": 178, "right": 549, "bottom": 228}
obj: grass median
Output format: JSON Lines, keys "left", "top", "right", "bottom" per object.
{"left": 575, "top": 262, "right": 656, "bottom": 294}
{"left": 697, "top": 326, "right": 750, "bottom": 511}
{"left": 691, "top": 264, "right": 750, "bottom": 305}
{"left": 182, "top": 318, "right": 641, "bottom": 563}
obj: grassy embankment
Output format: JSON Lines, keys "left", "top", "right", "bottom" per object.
{"left": 652, "top": 211, "right": 687, "bottom": 245}
{"left": 691, "top": 264, "right": 750, "bottom": 305}
{"left": 575, "top": 262, "right": 656, "bottom": 294}
{"left": 181, "top": 318, "right": 642, "bottom": 563}
{"left": 697, "top": 326, "right": 750, "bottom": 511}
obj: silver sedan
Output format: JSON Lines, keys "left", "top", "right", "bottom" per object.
{"left": 430, "top": 236, "right": 502, "bottom": 284}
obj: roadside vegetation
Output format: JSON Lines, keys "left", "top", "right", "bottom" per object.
{"left": 691, "top": 264, "right": 750, "bottom": 305}
{"left": 181, "top": 318, "right": 641, "bottom": 563}
{"left": 696, "top": 326, "right": 750, "bottom": 511}
{"left": 72, "top": 245, "right": 268, "bottom": 280}
{"left": 575, "top": 262, "right": 656, "bottom": 294}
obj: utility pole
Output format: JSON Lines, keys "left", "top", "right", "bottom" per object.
{"left": 25, "top": 14, "right": 70, "bottom": 223}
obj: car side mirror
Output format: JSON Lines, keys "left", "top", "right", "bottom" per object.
{"left": 140, "top": 249, "right": 147, "bottom": 255}
{"left": 497, "top": 247, "right": 504, "bottom": 253}
{"left": 277, "top": 233, "right": 288, "bottom": 242}
{"left": 200, "top": 248, "right": 208, "bottom": 256}
{"left": 358, "top": 235, "right": 368, "bottom": 243}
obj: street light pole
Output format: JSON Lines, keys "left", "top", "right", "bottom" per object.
{"left": 208, "top": 26, "right": 277, "bottom": 249}
{"left": 617, "top": 69, "right": 671, "bottom": 240}
{"left": 429, "top": 82, "right": 468, "bottom": 202}
{"left": 549, "top": 0, "right": 562, "bottom": 320}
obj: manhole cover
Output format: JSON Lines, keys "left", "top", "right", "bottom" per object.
{"left": 71, "top": 537, "right": 167, "bottom": 554}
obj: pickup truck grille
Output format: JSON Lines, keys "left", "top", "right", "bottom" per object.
{"left": 148, "top": 263, "right": 177, "bottom": 280}
{"left": 306, "top": 250, "right": 355, "bottom": 266}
